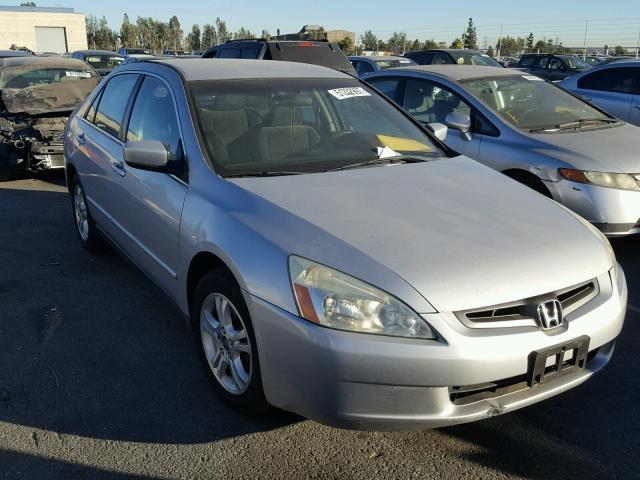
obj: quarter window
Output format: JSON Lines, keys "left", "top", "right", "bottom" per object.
{"left": 92, "top": 74, "right": 138, "bottom": 138}
{"left": 578, "top": 67, "right": 636, "bottom": 94}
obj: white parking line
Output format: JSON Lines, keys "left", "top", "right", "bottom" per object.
{"left": 628, "top": 304, "right": 640, "bottom": 314}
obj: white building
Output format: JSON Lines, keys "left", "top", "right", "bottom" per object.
{"left": 0, "top": 5, "right": 87, "bottom": 54}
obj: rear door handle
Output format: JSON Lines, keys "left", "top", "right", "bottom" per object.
{"left": 111, "top": 161, "right": 126, "bottom": 177}
{"left": 77, "top": 132, "right": 85, "bottom": 145}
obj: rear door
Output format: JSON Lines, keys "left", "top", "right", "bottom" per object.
{"left": 546, "top": 57, "right": 567, "bottom": 81}
{"left": 575, "top": 67, "right": 636, "bottom": 122}
{"left": 75, "top": 73, "right": 140, "bottom": 236}
{"left": 529, "top": 55, "right": 550, "bottom": 78}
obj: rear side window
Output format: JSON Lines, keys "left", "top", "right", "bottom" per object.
{"left": 92, "top": 74, "right": 138, "bottom": 138}
{"left": 240, "top": 46, "right": 259, "bottom": 59}
{"left": 533, "top": 57, "right": 549, "bottom": 68}
{"left": 518, "top": 56, "right": 536, "bottom": 67}
{"left": 433, "top": 53, "right": 452, "bottom": 65}
{"left": 578, "top": 67, "right": 636, "bottom": 94}
{"left": 218, "top": 48, "right": 238, "bottom": 58}
{"left": 407, "top": 52, "right": 433, "bottom": 64}
{"left": 354, "top": 60, "right": 374, "bottom": 75}
{"left": 267, "top": 43, "right": 352, "bottom": 72}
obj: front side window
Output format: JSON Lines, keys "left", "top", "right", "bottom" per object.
{"left": 367, "top": 77, "right": 402, "bottom": 103}
{"left": 461, "top": 75, "right": 611, "bottom": 131}
{"left": 355, "top": 60, "right": 374, "bottom": 75}
{"left": 126, "top": 76, "right": 182, "bottom": 161}
{"left": 93, "top": 74, "right": 139, "bottom": 138}
{"left": 433, "top": 53, "right": 451, "bottom": 65}
{"left": 533, "top": 56, "right": 549, "bottom": 68}
{"left": 404, "top": 79, "right": 470, "bottom": 123}
{"left": 449, "top": 52, "right": 502, "bottom": 67}
{"left": 374, "top": 59, "right": 415, "bottom": 70}
{"left": 578, "top": 67, "right": 635, "bottom": 94}
{"left": 548, "top": 58, "right": 564, "bottom": 70}
{"left": 190, "top": 78, "right": 444, "bottom": 176}
{"left": 566, "top": 56, "right": 590, "bottom": 69}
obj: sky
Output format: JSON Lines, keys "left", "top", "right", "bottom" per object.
{"left": 21, "top": 1, "right": 640, "bottom": 47}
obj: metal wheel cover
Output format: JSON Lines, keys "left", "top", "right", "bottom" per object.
{"left": 200, "top": 292, "right": 252, "bottom": 395}
{"left": 73, "top": 184, "right": 89, "bottom": 242}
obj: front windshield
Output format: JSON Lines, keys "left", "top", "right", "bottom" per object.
{"left": 86, "top": 55, "right": 124, "bottom": 69}
{"left": 450, "top": 52, "right": 502, "bottom": 67}
{"left": 374, "top": 59, "right": 415, "bottom": 70}
{"left": 461, "top": 75, "right": 610, "bottom": 131}
{"left": 190, "top": 78, "right": 444, "bottom": 176}
{"left": 0, "top": 66, "right": 97, "bottom": 89}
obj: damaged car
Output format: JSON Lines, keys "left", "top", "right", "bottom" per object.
{"left": 0, "top": 56, "right": 100, "bottom": 181}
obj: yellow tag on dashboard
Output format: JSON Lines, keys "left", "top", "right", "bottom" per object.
{"left": 376, "top": 135, "right": 433, "bottom": 152}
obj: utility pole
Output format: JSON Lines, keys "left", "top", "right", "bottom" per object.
{"left": 636, "top": 28, "right": 640, "bottom": 59}
{"left": 582, "top": 19, "right": 589, "bottom": 60}
{"left": 497, "top": 24, "right": 503, "bottom": 60}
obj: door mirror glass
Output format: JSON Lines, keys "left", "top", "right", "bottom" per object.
{"left": 445, "top": 112, "right": 472, "bottom": 141}
{"left": 123, "top": 140, "right": 169, "bottom": 169}
{"left": 426, "top": 122, "right": 448, "bottom": 141}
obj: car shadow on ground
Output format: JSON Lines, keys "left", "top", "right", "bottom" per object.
{"left": 0, "top": 185, "right": 301, "bottom": 446}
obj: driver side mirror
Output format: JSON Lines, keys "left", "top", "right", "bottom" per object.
{"left": 445, "top": 112, "right": 472, "bottom": 141}
{"left": 123, "top": 140, "right": 169, "bottom": 170}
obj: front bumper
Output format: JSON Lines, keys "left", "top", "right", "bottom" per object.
{"left": 247, "top": 267, "right": 627, "bottom": 430}
{"left": 548, "top": 179, "right": 640, "bottom": 236}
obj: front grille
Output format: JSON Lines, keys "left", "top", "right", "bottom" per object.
{"left": 449, "top": 347, "right": 601, "bottom": 405}
{"left": 457, "top": 279, "right": 598, "bottom": 329}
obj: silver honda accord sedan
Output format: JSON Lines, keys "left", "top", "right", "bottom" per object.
{"left": 364, "top": 65, "right": 640, "bottom": 236}
{"left": 64, "top": 59, "right": 627, "bottom": 430}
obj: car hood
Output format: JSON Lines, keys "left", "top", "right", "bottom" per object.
{"left": 1, "top": 77, "right": 99, "bottom": 115}
{"left": 525, "top": 122, "right": 640, "bottom": 173}
{"left": 230, "top": 156, "right": 612, "bottom": 313}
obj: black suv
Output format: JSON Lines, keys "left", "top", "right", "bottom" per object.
{"left": 404, "top": 49, "right": 502, "bottom": 68}
{"left": 202, "top": 39, "right": 355, "bottom": 74}
{"left": 516, "top": 54, "right": 591, "bottom": 81}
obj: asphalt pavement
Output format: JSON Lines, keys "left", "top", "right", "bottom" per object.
{"left": 1, "top": 172, "right": 638, "bottom": 480}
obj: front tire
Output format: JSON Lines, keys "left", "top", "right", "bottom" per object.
{"left": 70, "top": 175, "right": 109, "bottom": 253}
{"left": 193, "top": 270, "right": 269, "bottom": 415}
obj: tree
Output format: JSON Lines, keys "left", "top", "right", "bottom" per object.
{"left": 386, "top": 32, "right": 407, "bottom": 54}
{"left": 423, "top": 39, "right": 438, "bottom": 50}
{"left": 486, "top": 45, "right": 494, "bottom": 57}
{"left": 463, "top": 18, "right": 477, "bottom": 49}
{"left": 338, "top": 36, "right": 354, "bottom": 55}
{"left": 533, "top": 39, "right": 547, "bottom": 53}
{"left": 202, "top": 23, "right": 217, "bottom": 48}
{"left": 187, "top": 24, "right": 201, "bottom": 51}
{"left": 451, "top": 37, "right": 463, "bottom": 49}
{"left": 20, "top": 2, "right": 36, "bottom": 6}
{"left": 376, "top": 39, "right": 386, "bottom": 52}
{"left": 526, "top": 32, "right": 534, "bottom": 53}
{"left": 168, "top": 16, "right": 183, "bottom": 50}
{"left": 215, "top": 17, "right": 230, "bottom": 43}
{"left": 614, "top": 45, "right": 628, "bottom": 55}
{"left": 120, "top": 13, "right": 137, "bottom": 48}
{"left": 497, "top": 36, "right": 520, "bottom": 56}
{"left": 233, "top": 27, "right": 255, "bottom": 40}
{"left": 361, "top": 30, "right": 378, "bottom": 51}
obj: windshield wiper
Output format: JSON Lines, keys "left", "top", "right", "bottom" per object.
{"left": 529, "top": 117, "right": 618, "bottom": 133}
{"left": 225, "top": 171, "right": 310, "bottom": 178}
{"left": 326, "top": 154, "right": 432, "bottom": 172}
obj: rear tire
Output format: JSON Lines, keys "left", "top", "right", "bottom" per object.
{"left": 70, "top": 175, "right": 109, "bottom": 253}
{"left": 193, "top": 269, "right": 270, "bottom": 415}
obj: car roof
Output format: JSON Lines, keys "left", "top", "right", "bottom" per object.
{"left": 144, "top": 58, "right": 350, "bottom": 81}
{"left": 0, "top": 56, "right": 91, "bottom": 68}
{"left": 389, "top": 64, "right": 523, "bottom": 81}
{"left": 74, "top": 49, "right": 122, "bottom": 56}
{"left": 598, "top": 58, "right": 640, "bottom": 66}
{"left": 0, "top": 50, "right": 32, "bottom": 57}
{"left": 350, "top": 55, "right": 408, "bottom": 61}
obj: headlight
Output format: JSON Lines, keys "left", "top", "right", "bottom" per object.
{"left": 559, "top": 168, "right": 640, "bottom": 191}
{"left": 288, "top": 256, "right": 435, "bottom": 339}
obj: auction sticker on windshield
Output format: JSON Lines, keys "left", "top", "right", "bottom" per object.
{"left": 328, "top": 87, "right": 371, "bottom": 100}
{"left": 522, "top": 75, "right": 544, "bottom": 81}
{"left": 65, "top": 71, "right": 92, "bottom": 78}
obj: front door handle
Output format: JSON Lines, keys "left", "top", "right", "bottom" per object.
{"left": 111, "top": 161, "right": 125, "bottom": 177}
{"left": 77, "top": 132, "right": 85, "bottom": 145}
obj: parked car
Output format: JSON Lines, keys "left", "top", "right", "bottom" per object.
{"left": 364, "top": 65, "right": 640, "bottom": 236}
{"left": 559, "top": 60, "right": 640, "bottom": 126}
{"left": 0, "top": 50, "right": 32, "bottom": 58}
{"left": 516, "top": 54, "right": 591, "bottom": 81}
{"left": 71, "top": 49, "right": 125, "bottom": 76}
{"left": 163, "top": 50, "right": 189, "bottom": 56}
{"left": 0, "top": 56, "right": 100, "bottom": 181}
{"left": 117, "top": 55, "right": 159, "bottom": 68}
{"left": 583, "top": 56, "right": 606, "bottom": 66}
{"left": 405, "top": 49, "right": 503, "bottom": 67}
{"left": 202, "top": 39, "right": 356, "bottom": 74}
{"left": 349, "top": 55, "right": 416, "bottom": 76}
{"left": 498, "top": 56, "right": 519, "bottom": 68}
{"left": 117, "top": 47, "right": 151, "bottom": 57}
{"left": 64, "top": 58, "right": 626, "bottom": 430}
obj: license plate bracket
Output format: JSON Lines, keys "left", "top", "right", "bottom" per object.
{"left": 528, "top": 335, "right": 590, "bottom": 387}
